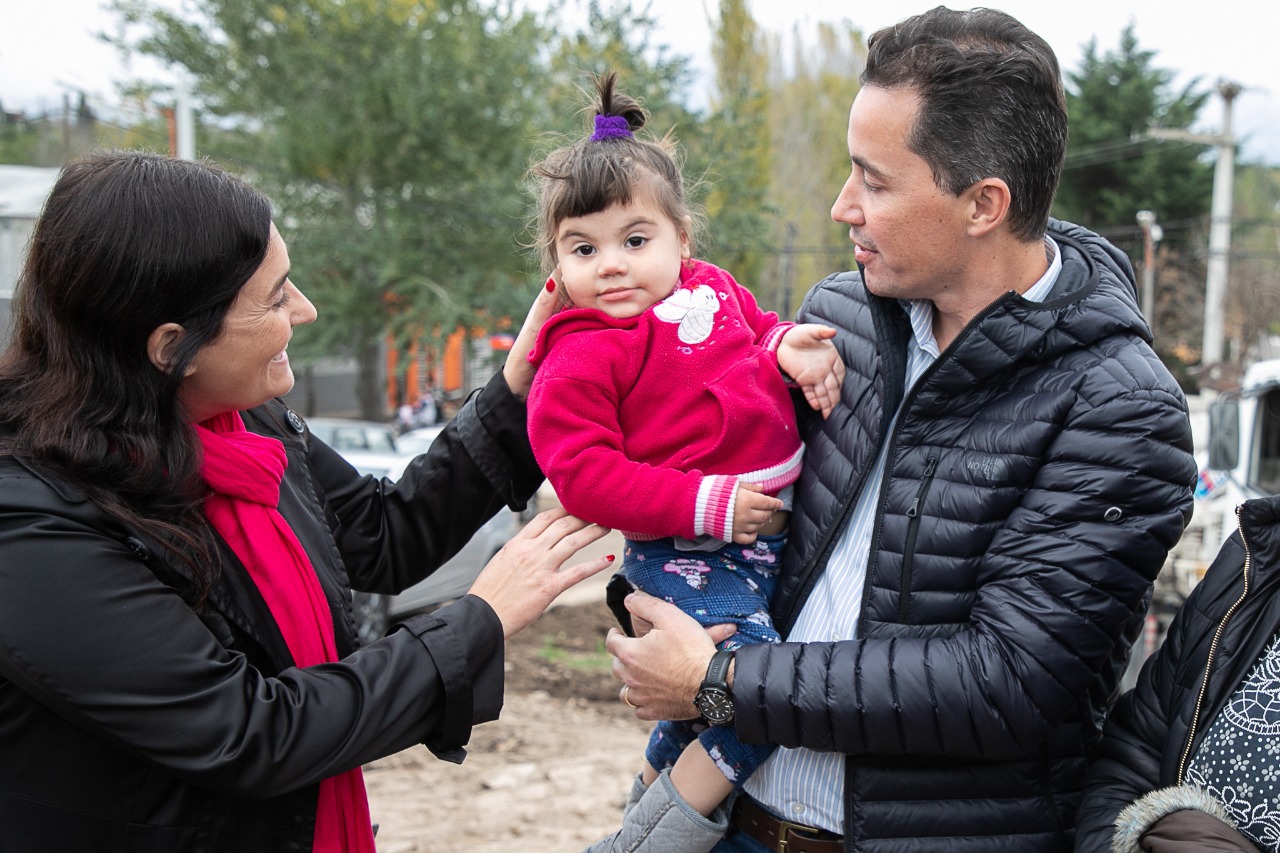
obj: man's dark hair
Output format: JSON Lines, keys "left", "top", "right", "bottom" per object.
{"left": 863, "top": 6, "right": 1067, "bottom": 241}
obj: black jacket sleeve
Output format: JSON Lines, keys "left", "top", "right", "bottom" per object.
{"left": 1075, "top": 533, "right": 1247, "bottom": 851}
{"left": 0, "top": 469, "right": 507, "bottom": 797}
{"left": 301, "top": 370, "right": 543, "bottom": 595}
{"left": 733, "top": 382, "right": 1194, "bottom": 760}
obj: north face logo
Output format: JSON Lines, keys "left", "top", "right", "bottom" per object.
{"left": 966, "top": 456, "right": 1008, "bottom": 483}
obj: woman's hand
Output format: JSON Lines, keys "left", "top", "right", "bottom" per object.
{"left": 604, "top": 591, "right": 737, "bottom": 721}
{"left": 502, "top": 272, "right": 568, "bottom": 400}
{"left": 467, "top": 506, "right": 612, "bottom": 640}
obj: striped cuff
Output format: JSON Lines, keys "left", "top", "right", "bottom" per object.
{"left": 759, "top": 322, "right": 794, "bottom": 354}
{"left": 695, "top": 475, "right": 739, "bottom": 542}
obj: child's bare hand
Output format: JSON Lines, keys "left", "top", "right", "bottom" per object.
{"left": 777, "top": 324, "right": 845, "bottom": 419}
{"left": 732, "top": 482, "right": 784, "bottom": 544}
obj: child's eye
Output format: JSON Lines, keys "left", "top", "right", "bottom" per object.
{"left": 625, "top": 235, "right": 647, "bottom": 249}
{"left": 571, "top": 244, "right": 596, "bottom": 257}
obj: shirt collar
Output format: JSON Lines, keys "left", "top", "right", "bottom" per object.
{"left": 903, "top": 236, "right": 1062, "bottom": 358}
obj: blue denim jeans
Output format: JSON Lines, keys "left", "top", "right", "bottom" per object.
{"left": 712, "top": 827, "right": 773, "bottom": 852}
{"left": 623, "top": 534, "right": 785, "bottom": 786}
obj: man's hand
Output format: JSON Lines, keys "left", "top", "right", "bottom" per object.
{"left": 733, "top": 481, "right": 784, "bottom": 544}
{"left": 777, "top": 324, "right": 845, "bottom": 419}
{"left": 604, "top": 592, "right": 737, "bottom": 721}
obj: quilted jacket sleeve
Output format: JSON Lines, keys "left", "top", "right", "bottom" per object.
{"left": 1073, "top": 617, "right": 1183, "bottom": 850}
{"left": 733, "top": 359, "right": 1195, "bottom": 761}
{"left": 1074, "top": 532, "right": 1246, "bottom": 850}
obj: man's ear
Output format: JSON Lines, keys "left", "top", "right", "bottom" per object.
{"left": 147, "top": 323, "right": 191, "bottom": 375}
{"left": 966, "top": 178, "right": 1012, "bottom": 238}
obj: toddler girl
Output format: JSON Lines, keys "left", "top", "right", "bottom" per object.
{"left": 525, "top": 71, "right": 844, "bottom": 853}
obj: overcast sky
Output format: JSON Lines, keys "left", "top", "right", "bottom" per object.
{"left": 2, "top": 0, "right": 1277, "bottom": 164}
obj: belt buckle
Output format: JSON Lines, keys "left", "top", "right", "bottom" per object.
{"left": 776, "top": 818, "right": 821, "bottom": 852}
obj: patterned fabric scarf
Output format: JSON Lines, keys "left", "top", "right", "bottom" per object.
{"left": 197, "top": 411, "right": 375, "bottom": 853}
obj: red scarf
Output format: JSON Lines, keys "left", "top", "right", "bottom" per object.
{"left": 197, "top": 411, "right": 376, "bottom": 853}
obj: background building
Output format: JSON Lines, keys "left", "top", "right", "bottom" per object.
{"left": 0, "top": 165, "right": 59, "bottom": 349}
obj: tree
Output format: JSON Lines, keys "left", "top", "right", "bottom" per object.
{"left": 698, "top": 0, "right": 772, "bottom": 293}
{"left": 1055, "top": 24, "right": 1215, "bottom": 380}
{"left": 763, "top": 20, "right": 866, "bottom": 315}
{"left": 1056, "top": 24, "right": 1213, "bottom": 234}
{"left": 110, "top": 0, "right": 548, "bottom": 418}
{"left": 0, "top": 92, "right": 132, "bottom": 166}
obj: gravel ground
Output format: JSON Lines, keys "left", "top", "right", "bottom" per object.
{"left": 364, "top": 596, "right": 653, "bottom": 853}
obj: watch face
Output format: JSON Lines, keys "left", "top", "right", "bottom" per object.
{"left": 695, "top": 687, "right": 734, "bottom": 725}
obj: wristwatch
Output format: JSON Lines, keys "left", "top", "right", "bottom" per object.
{"left": 694, "top": 649, "right": 736, "bottom": 725}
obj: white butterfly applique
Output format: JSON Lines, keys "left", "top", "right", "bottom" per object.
{"left": 653, "top": 284, "right": 720, "bottom": 344}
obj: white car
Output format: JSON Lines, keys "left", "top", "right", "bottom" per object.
{"left": 394, "top": 425, "right": 443, "bottom": 457}
{"left": 304, "top": 417, "right": 399, "bottom": 454}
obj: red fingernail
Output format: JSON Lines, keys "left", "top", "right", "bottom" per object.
{"left": 545, "top": 279, "right": 555, "bottom": 292}
{"left": 607, "top": 554, "right": 616, "bottom": 562}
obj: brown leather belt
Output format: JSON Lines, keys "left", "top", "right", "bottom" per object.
{"left": 730, "top": 795, "right": 843, "bottom": 853}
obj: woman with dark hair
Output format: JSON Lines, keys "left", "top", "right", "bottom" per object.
{"left": 0, "top": 150, "right": 610, "bottom": 852}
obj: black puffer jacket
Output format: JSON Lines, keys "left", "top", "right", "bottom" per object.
{"left": 1076, "top": 496, "right": 1280, "bottom": 851}
{"left": 0, "top": 372, "right": 541, "bottom": 853}
{"left": 732, "top": 220, "right": 1197, "bottom": 852}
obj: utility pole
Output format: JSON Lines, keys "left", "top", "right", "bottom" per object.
{"left": 1147, "top": 79, "right": 1241, "bottom": 373}
{"left": 160, "top": 84, "right": 197, "bottom": 159}
{"left": 1136, "top": 210, "right": 1162, "bottom": 331}
{"left": 175, "top": 83, "right": 195, "bottom": 160}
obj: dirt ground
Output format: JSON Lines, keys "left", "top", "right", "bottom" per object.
{"left": 363, "top": 598, "right": 653, "bottom": 853}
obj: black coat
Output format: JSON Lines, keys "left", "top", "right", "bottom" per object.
{"left": 1075, "top": 496, "right": 1280, "bottom": 851}
{"left": 732, "top": 220, "right": 1197, "bottom": 852}
{"left": 0, "top": 372, "right": 541, "bottom": 853}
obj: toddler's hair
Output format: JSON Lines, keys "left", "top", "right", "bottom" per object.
{"left": 531, "top": 71, "right": 697, "bottom": 273}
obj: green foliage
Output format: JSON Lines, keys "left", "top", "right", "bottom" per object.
{"left": 537, "top": 0, "right": 702, "bottom": 263}
{"left": 1056, "top": 24, "right": 1213, "bottom": 239}
{"left": 699, "top": 0, "right": 772, "bottom": 293}
{"left": 1054, "top": 24, "right": 1225, "bottom": 373}
{"left": 1224, "top": 162, "right": 1280, "bottom": 362}
{"left": 108, "top": 0, "right": 717, "bottom": 417}
{"left": 537, "top": 636, "right": 612, "bottom": 670}
{"left": 762, "top": 20, "right": 866, "bottom": 315}
{"left": 0, "top": 114, "right": 45, "bottom": 164}
{"left": 0, "top": 94, "right": 153, "bottom": 166}
{"left": 110, "top": 0, "right": 549, "bottom": 416}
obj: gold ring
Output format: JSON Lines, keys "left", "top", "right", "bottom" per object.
{"left": 621, "top": 685, "right": 637, "bottom": 708}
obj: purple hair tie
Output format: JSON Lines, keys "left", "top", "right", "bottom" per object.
{"left": 591, "top": 114, "right": 633, "bottom": 141}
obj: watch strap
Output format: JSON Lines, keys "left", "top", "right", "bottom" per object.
{"left": 702, "top": 648, "right": 734, "bottom": 690}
